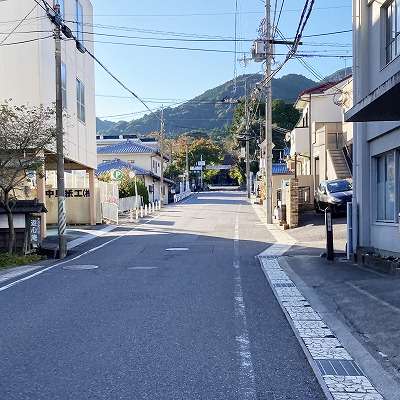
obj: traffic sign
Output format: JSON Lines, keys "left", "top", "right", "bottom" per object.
{"left": 205, "top": 165, "right": 231, "bottom": 170}
{"left": 111, "top": 169, "right": 123, "bottom": 180}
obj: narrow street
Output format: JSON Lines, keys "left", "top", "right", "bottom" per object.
{"left": 0, "top": 191, "right": 325, "bottom": 399}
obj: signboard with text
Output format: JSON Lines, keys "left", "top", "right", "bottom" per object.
{"left": 29, "top": 216, "right": 41, "bottom": 245}
{"left": 205, "top": 165, "right": 231, "bottom": 170}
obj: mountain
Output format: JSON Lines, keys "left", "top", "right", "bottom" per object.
{"left": 323, "top": 67, "right": 352, "bottom": 83}
{"left": 96, "top": 73, "right": 318, "bottom": 137}
{"left": 96, "top": 118, "right": 116, "bottom": 132}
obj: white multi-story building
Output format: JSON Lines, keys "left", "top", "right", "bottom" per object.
{"left": 97, "top": 140, "right": 171, "bottom": 204}
{"left": 0, "top": 0, "right": 96, "bottom": 227}
{"left": 346, "top": 0, "right": 400, "bottom": 255}
{"left": 289, "top": 76, "right": 353, "bottom": 187}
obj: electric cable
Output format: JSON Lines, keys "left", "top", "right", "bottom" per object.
{"left": 85, "top": 48, "right": 162, "bottom": 123}
{"left": 0, "top": 4, "right": 39, "bottom": 45}
{"left": 0, "top": 35, "right": 53, "bottom": 47}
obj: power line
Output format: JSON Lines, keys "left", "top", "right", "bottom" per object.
{"left": 0, "top": 4, "right": 38, "bottom": 45}
{"left": 73, "top": 21, "right": 244, "bottom": 41}
{"left": 0, "top": 35, "right": 53, "bottom": 47}
{"left": 89, "top": 31, "right": 253, "bottom": 43}
{"left": 89, "top": 5, "right": 350, "bottom": 18}
{"left": 85, "top": 48, "right": 162, "bottom": 123}
{"left": 83, "top": 39, "right": 240, "bottom": 54}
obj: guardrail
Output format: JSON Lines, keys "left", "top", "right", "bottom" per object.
{"left": 174, "top": 191, "right": 192, "bottom": 202}
{"left": 118, "top": 196, "right": 137, "bottom": 212}
{"left": 101, "top": 202, "right": 118, "bottom": 224}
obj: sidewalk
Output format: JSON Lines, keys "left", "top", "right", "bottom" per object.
{"left": 39, "top": 224, "right": 117, "bottom": 257}
{"left": 254, "top": 206, "right": 400, "bottom": 400}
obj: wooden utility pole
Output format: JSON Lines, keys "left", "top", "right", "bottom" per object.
{"left": 265, "top": 0, "right": 273, "bottom": 223}
{"left": 160, "top": 106, "right": 164, "bottom": 207}
{"left": 54, "top": 4, "right": 67, "bottom": 258}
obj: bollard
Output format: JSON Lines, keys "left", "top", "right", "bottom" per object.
{"left": 135, "top": 209, "right": 139, "bottom": 220}
{"left": 346, "top": 202, "right": 352, "bottom": 259}
{"left": 129, "top": 209, "right": 133, "bottom": 222}
{"left": 145, "top": 204, "right": 148, "bottom": 216}
{"left": 140, "top": 206, "right": 143, "bottom": 218}
{"left": 325, "top": 207, "right": 334, "bottom": 260}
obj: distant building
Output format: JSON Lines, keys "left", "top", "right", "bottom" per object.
{"left": 288, "top": 76, "right": 353, "bottom": 186}
{"left": 97, "top": 140, "right": 171, "bottom": 204}
{"left": 346, "top": 0, "right": 400, "bottom": 255}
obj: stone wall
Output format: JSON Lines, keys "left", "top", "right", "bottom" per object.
{"left": 286, "top": 178, "right": 299, "bottom": 228}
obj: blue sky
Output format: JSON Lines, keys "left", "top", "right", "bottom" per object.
{"left": 92, "top": 1, "right": 352, "bottom": 122}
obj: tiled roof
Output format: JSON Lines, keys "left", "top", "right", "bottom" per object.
{"left": 298, "top": 74, "right": 352, "bottom": 97}
{"left": 97, "top": 140, "right": 157, "bottom": 155}
{"left": 0, "top": 200, "right": 47, "bottom": 214}
{"left": 95, "top": 159, "right": 151, "bottom": 176}
{"left": 272, "top": 163, "right": 292, "bottom": 175}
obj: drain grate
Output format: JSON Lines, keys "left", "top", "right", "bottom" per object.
{"left": 63, "top": 265, "right": 99, "bottom": 270}
{"left": 273, "top": 282, "right": 296, "bottom": 288}
{"left": 316, "top": 359, "right": 363, "bottom": 377}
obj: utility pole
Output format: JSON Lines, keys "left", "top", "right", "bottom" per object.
{"left": 244, "top": 80, "right": 251, "bottom": 199}
{"left": 54, "top": 4, "right": 67, "bottom": 258}
{"left": 160, "top": 106, "right": 164, "bottom": 207}
{"left": 265, "top": 0, "right": 273, "bottom": 223}
{"left": 185, "top": 139, "right": 189, "bottom": 192}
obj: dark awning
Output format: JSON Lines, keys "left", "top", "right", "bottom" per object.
{"left": 345, "top": 71, "right": 400, "bottom": 122}
{"left": 0, "top": 200, "right": 47, "bottom": 214}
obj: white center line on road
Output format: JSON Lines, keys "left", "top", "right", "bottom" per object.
{"left": 233, "top": 215, "right": 257, "bottom": 400}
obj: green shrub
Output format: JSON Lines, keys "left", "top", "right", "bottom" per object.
{"left": 0, "top": 251, "right": 45, "bottom": 270}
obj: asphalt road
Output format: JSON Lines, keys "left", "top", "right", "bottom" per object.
{"left": 0, "top": 191, "right": 326, "bottom": 399}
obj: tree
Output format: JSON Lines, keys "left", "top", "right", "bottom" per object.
{"left": 97, "top": 169, "right": 150, "bottom": 205}
{"left": 171, "top": 136, "right": 223, "bottom": 185}
{"left": 117, "top": 169, "right": 149, "bottom": 205}
{"left": 225, "top": 98, "right": 301, "bottom": 184}
{"left": 0, "top": 101, "right": 58, "bottom": 254}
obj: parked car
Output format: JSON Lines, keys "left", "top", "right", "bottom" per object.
{"left": 314, "top": 179, "right": 352, "bottom": 214}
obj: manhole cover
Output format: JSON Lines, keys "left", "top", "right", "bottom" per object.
{"left": 63, "top": 265, "right": 99, "bottom": 270}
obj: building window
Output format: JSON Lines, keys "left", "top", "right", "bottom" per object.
{"left": 61, "top": 62, "right": 67, "bottom": 109}
{"left": 76, "top": 79, "right": 85, "bottom": 123}
{"left": 385, "top": 0, "right": 400, "bottom": 63}
{"left": 376, "top": 152, "right": 395, "bottom": 221}
{"left": 75, "top": 0, "right": 83, "bottom": 43}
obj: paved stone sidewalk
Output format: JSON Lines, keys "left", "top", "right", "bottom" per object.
{"left": 252, "top": 202, "right": 391, "bottom": 400}
{"left": 259, "top": 239, "right": 384, "bottom": 400}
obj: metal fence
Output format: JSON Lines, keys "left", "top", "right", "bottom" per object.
{"left": 101, "top": 202, "right": 118, "bottom": 224}
{"left": 298, "top": 186, "right": 311, "bottom": 204}
{"left": 118, "top": 196, "right": 139, "bottom": 212}
{"left": 276, "top": 186, "right": 311, "bottom": 205}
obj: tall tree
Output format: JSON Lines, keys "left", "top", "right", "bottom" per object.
{"left": 0, "top": 101, "right": 58, "bottom": 253}
{"left": 166, "top": 136, "right": 223, "bottom": 186}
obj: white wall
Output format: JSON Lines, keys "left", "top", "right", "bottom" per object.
{"left": 352, "top": 0, "right": 400, "bottom": 254}
{"left": 0, "top": 0, "right": 96, "bottom": 170}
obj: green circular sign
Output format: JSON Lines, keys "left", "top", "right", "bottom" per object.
{"left": 111, "top": 169, "right": 123, "bottom": 180}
